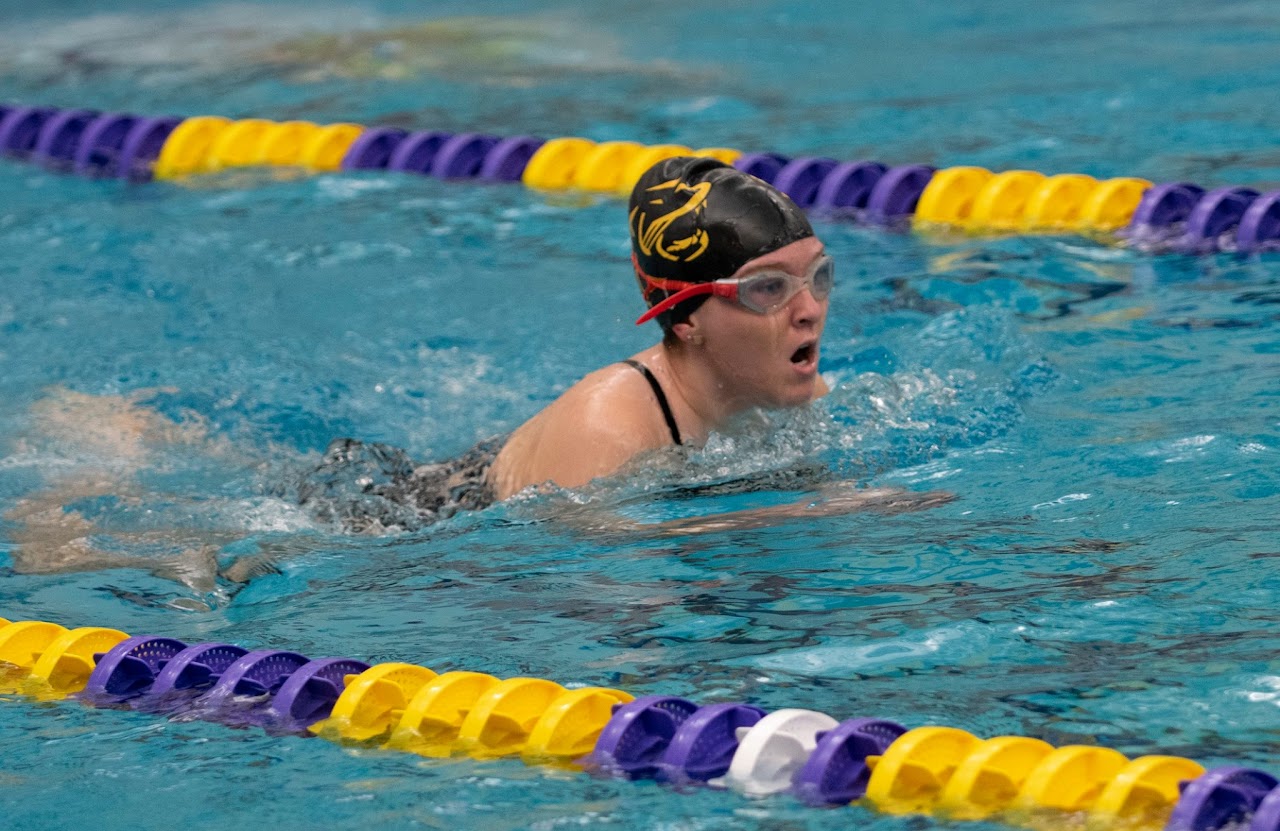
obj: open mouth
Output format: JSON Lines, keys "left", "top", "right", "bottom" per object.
{"left": 790, "top": 342, "right": 817, "bottom": 365}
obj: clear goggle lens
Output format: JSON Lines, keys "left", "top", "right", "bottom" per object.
{"left": 733, "top": 255, "right": 834, "bottom": 313}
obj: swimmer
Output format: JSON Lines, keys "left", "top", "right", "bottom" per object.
{"left": 5, "top": 158, "right": 950, "bottom": 594}
{"left": 315, "top": 157, "right": 951, "bottom": 532}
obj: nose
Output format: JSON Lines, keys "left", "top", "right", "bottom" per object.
{"left": 788, "top": 281, "right": 827, "bottom": 327}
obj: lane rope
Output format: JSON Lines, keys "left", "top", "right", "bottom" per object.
{"left": 2, "top": 104, "right": 1277, "bottom": 253}
{"left": 0, "top": 616, "right": 1275, "bottom": 830}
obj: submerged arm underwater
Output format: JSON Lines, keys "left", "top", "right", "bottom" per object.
{"left": 3, "top": 388, "right": 246, "bottom": 602}
{"left": 3, "top": 389, "right": 954, "bottom": 603}
{"left": 531, "top": 480, "right": 955, "bottom": 539}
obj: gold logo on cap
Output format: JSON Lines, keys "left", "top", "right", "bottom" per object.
{"left": 630, "top": 178, "right": 711, "bottom": 262}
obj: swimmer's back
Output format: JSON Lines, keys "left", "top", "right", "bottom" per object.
{"left": 488, "top": 351, "right": 683, "bottom": 500}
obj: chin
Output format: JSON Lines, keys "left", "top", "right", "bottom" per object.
{"left": 769, "top": 379, "right": 819, "bottom": 409}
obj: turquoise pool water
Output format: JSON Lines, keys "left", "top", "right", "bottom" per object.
{"left": 1, "top": 1, "right": 1278, "bottom": 829}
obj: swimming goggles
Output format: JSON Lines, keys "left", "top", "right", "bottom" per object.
{"left": 635, "top": 254, "right": 834, "bottom": 325}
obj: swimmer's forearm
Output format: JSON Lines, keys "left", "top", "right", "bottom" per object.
{"left": 648, "top": 488, "right": 953, "bottom": 536}
{"left": 545, "top": 486, "right": 954, "bottom": 538}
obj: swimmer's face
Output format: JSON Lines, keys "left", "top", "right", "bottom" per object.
{"left": 674, "top": 236, "right": 828, "bottom": 410}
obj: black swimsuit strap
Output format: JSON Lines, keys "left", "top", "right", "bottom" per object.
{"left": 621, "top": 359, "right": 683, "bottom": 447}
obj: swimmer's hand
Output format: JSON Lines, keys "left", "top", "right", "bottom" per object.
{"left": 802, "top": 483, "right": 956, "bottom": 516}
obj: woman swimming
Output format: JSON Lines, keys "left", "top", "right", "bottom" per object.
{"left": 6, "top": 157, "right": 947, "bottom": 591}
{"left": 302, "top": 156, "right": 944, "bottom": 533}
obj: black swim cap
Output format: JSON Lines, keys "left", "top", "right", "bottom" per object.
{"left": 629, "top": 156, "right": 814, "bottom": 330}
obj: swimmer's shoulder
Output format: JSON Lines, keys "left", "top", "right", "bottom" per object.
{"left": 522, "top": 358, "right": 673, "bottom": 443}
{"left": 488, "top": 358, "right": 674, "bottom": 498}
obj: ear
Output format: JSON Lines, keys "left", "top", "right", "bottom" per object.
{"left": 670, "top": 310, "right": 705, "bottom": 344}
{"left": 665, "top": 317, "right": 706, "bottom": 343}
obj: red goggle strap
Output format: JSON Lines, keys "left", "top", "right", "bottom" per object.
{"left": 633, "top": 256, "right": 735, "bottom": 325}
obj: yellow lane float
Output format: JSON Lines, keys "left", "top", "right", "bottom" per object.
{"left": 938, "top": 735, "right": 1056, "bottom": 820}
{"left": 256, "top": 120, "right": 323, "bottom": 166}
{"left": 571, "top": 141, "right": 647, "bottom": 192}
{"left": 522, "top": 137, "right": 598, "bottom": 190}
{"left": 865, "top": 726, "right": 983, "bottom": 815}
{"left": 28, "top": 626, "right": 129, "bottom": 696}
{"left": 968, "top": 170, "right": 1047, "bottom": 231}
{"left": 1089, "top": 755, "right": 1207, "bottom": 831}
{"left": 455, "top": 677, "right": 568, "bottom": 758}
{"left": 311, "top": 662, "right": 438, "bottom": 741}
{"left": 915, "top": 166, "right": 994, "bottom": 225}
{"left": 153, "top": 116, "right": 232, "bottom": 179}
{"left": 388, "top": 670, "right": 502, "bottom": 756}
{"left": 300, "top": 123, "right": 364, "bottom": 171}
{"left": 1022, "top": 173, "right": 1100, "bottom": 230}
{"left": 1015, "top": 745, "right": 1131, "bottom": 814}
{"left": 0, "top": 620, "right": 68, "bottom": 671}
{"left": 522, "top": 687, "right": 634, "bottom": 764}
{"left": 208, "top": 118, "right": 276, "bottom": 169}
{"left": 1078, "top": 177, "right": 1153, "bottom": 231}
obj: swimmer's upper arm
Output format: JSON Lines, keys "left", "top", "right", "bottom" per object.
{"left": 532, "top": 374, "right": 669, "bottom": 486}
{"left": 527, "top": 411, "right": 652, "bottom": 490}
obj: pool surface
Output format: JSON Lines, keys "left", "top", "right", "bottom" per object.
{"left": 1, "top": 1, "right": 1278, "bottom": 829}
